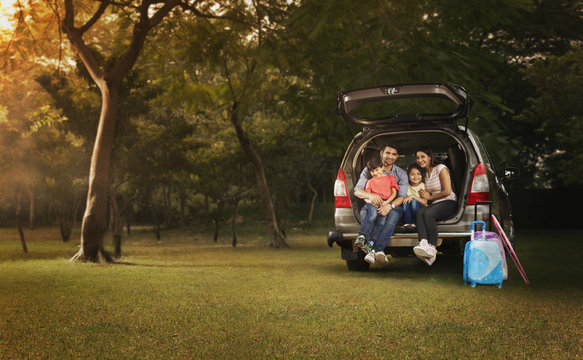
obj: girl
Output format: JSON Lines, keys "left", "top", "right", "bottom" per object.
{"left": 413, "top": 147, "right": 457, "bottom": 266}
{"left": 402, "top": 163, "right": 428, "bottom": 231}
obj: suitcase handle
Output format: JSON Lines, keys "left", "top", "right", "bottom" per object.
{"left": 471, "top": 221, "right": 487, "bottom": 231}
{"left": 470, "top": 221, "right": 487, "bottom": 241}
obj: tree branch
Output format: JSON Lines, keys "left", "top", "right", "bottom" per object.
{"left": 179, "top": 0, "right": 252, "bottom": 27}
{"left": 62, "top": 0, "right": 105, "bottom": 84}
{"left": 79, "top": 0, "right": 109, "bottom": 34}
{"left": 108, "top": 0, "right": 182, "bottom": 82}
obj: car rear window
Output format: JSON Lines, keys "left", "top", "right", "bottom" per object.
{"left": 349, "top": 97, "right": 460, "bottom": 120}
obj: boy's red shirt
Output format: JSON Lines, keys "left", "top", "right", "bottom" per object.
{"left": 365, "top": 174, "right": 399, "bottom": 200}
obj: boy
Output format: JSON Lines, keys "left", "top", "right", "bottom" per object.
{"left": 354, "top": 156, "right": 399, "bottom": 264}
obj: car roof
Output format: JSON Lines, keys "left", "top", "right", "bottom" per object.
{"left": 337, "top": 83, "right": 473, "bottom": 128}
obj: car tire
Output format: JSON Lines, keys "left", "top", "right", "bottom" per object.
{"left": 388, "top": 247, "right": 413, "bottom": 257}
{"left": 346, "top": 252, "right": 370, "bottom": 271}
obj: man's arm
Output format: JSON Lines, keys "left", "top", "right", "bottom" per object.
{"left": 355, "top": 189, "right": 384, "bottom": 208}
{"left": 354, "top": 168, "right": 383, "bottom": 207}
{"left": 378, "top": 191, "right": 402, "bottom": 216}
{"left": 394, "top": 167, "right": 409, "bottom": 198}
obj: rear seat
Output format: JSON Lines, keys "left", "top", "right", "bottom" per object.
{"left": 445, "top": 144, "right": 466, "bottom": 198}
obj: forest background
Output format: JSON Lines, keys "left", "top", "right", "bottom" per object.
{"left": 1, "top": 0, "right": 582, "bottom": 259}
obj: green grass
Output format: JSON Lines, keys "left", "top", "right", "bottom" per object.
{"left": 0, "top": 222, "right": 582, "bottom": 359}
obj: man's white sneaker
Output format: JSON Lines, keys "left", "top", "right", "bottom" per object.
{"left": 364, "top": 250, "right": 376, "bottom": 264}
{"left": 375, "top": 251, "right": 390, "bottom": 265}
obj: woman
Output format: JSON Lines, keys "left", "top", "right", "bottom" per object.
{"left": 413, "top": 147, "right": 457, "bottom": 266}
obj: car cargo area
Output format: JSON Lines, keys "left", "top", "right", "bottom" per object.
{"left": 350, "top": 130, "right": 469, "bottom": 227}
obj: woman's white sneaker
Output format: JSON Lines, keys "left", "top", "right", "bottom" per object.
{"left": 422, "top": 253, "right": 437, "bottom": 266}
{"left": 414, "top": 239, "right": 437, "bottom": 265}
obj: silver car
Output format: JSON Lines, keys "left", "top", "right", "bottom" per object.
{"left": 327, "top": 83, "right": 517, "bottom": 270}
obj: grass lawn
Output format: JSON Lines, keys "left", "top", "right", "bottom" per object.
{"left": 0, "top": 218, "right": 582, "bottom": 359}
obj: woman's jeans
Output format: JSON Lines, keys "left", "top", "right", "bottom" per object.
{"left": 403, "top": 200, "right": 423, "bottom": 225}
{"left": 416, "top": 200, "right": 457, "bottom": 246}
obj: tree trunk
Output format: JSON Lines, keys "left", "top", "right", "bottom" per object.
{"left": 16, "top": 192, "right": 28, "bottom": 253}
{"left": 213, "top": 201, "right": 223, "bottom": 242}
{"left": 179, "top": 190, "right": 186, "bottom": 225}
{"left": 58, "top": 202, "right": 71, "bottom": 242}
{"left": 307, "top": 175, "right": 318, "bottom": 223}
{"left": 126, "top": 211, "right": 131, "bottom": 237}
{"left": 152, "top": 203, "right": 161, "bottom": 242}
{"left": 70, "top": 84, "right": 119, "bottom": 263}
{"left": 60, "top": 220, "right": 72, "bottom": 242}
{"left": 26, "top": 185, "right": 35, "bottom": 230}
{"left": 230, "top": 107, "right": 288, "bottom": 248}
{"left": 164, "top": 186, "right": 171, "bottom": 227}
{"left": 110, "top": 193, "right": 124, "bottom": 258}
{"left": 232, "top": 199, "right": 239, "bottom": 247}
{"left": 113, "top": 234, "right": 122, "bottom": 258}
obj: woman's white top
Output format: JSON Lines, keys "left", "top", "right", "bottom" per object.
{"left": 424, "top": 164, "right": 457, "bottom": 203}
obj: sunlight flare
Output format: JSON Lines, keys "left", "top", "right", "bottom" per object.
{"left": 0, "top": 0, "right": 17, "bottom": 39}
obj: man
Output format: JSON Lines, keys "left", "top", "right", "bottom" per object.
{"left": 354, "top": 143, "right": 408, "bottom": 265}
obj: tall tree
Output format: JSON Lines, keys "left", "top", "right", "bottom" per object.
{"left": 156, "top": 1, "right": 293, "bottom": 247}
{"left": 53, "top": 0, "right": 189, "bottom": 262}
{"left": 17, "top": 0, "right": 242, "bottom": 262}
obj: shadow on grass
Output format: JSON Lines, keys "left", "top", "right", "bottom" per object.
{"left": 321, "top": 236, "right": 583, "bottom": 290}
{"left": 317, "top": 252, "right": 465, "bottom": 284}
{"left": 110, "top": 259, "right": 280, "bottom": 270}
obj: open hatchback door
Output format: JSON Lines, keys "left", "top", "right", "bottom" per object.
{"left": 336, "top": 83, "right": 473, "bottom": 128}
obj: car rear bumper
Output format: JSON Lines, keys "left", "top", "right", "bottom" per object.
{"left": 328, "top": 230, "right": 470, "bottom": 248}
{"left": 330, "top": 205, "right": 502, "bottom": 248}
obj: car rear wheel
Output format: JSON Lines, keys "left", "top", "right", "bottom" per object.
{"left": 346, "top": 251, "right": 370, "bottom": 271}
{"left": 388, "top": 247, "right": 413, "bottom": 257}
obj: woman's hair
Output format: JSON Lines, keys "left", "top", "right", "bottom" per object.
{"left": 416, "top": 146, "right": 438, "bottom": 167}
{"left": 406, "top": 163, "right": 425, "bottom": 185}
{"left": 367, "top": 156, "right": 383, "bottom": 170}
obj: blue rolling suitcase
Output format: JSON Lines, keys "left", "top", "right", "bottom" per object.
{"left": 463, "top": 221, "right": 504, "bottom": 288}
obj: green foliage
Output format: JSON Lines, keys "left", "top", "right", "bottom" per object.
{"left": 0, "top": 66, "right": 87, "bottom": 225}
{"left": 280, "top": 0, "right": 526, "bottom": 157}
{"left": 1, "top": 0, "right": 582, "bottom": 233}
{"left": 514, "top": 47, "right": 583, "bottom": 188}
{"left": 280, "top": 0, "right": 583, "bottom": 174}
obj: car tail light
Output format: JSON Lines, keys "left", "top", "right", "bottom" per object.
{"left": 467, "top": 163, "right": 490, "bottom": 205}
{"left": 334, "top": 169, "right": 352, "bottom": 208}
